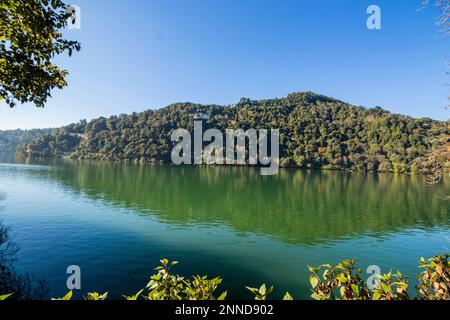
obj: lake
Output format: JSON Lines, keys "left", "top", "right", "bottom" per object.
{"left": 0, "top": 158, "right": 449, "bottom": 299}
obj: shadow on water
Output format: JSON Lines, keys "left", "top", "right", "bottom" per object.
{"left": 0, "top": 191, "right": 48, "bottom": 300}
{"left": 13, "top": 158, "right": 450, "bottom": 246}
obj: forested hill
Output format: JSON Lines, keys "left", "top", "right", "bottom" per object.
{"left": 0, "top": 128, "right": 53, "bottom": 155}
{"left": 17, "top": 92, "right": 449, "bottom": 173}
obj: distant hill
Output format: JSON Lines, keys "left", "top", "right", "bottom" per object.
{"left": 17, "top": 92, "right": 449, "bottom": 173}
{"left": 0, "top": 128, "right": 53, "bottom": 155}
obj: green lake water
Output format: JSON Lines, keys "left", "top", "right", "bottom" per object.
{"left": 0, "top": 158, "right": 449, "bottom": 299}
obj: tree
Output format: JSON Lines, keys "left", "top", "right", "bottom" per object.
{"left": 423, "top": 0, "right": 449, "bottom": 35}
{"left": 422, "top": 0, "right": 450, "bottom": 182}
{"left": 0, "top": 0, "right": 80, "bottom": 108}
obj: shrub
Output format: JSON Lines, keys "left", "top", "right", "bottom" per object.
{"left": 416, "top": 253, "right": 449, "bottom": 300}
{"left": 245, "top": 284, "right": 274, "bottom": 300}
{"left": 308, "top": 254, "right": 448, "bottom": 300}
{"left": 125, "top": 259, "right": 227, "bottom": 301}
{"left": 308, "top": 259, "right": 371, "bottom": 300}
{"left": 371, "top": 271, "right": 409, "bottom": 300}
{"left": 3, "top": 254, "right": 448, "bottom": 301}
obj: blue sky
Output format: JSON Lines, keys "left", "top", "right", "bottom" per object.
{"left": 0, "top": 0, "right": 448, "bottom": 130}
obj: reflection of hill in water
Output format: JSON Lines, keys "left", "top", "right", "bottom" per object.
{"left": 19, "top": 159, "right": 450, "bottom": 245}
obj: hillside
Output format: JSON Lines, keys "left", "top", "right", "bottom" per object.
{"left": 0, "top": 128, "right": 53, "bottom": 155}
{"left": 17, "top": 92, "right": 449, "bottom": 173}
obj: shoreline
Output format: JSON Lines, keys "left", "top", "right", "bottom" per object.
{"left": 11, "top": 154, "right": 432, "bottom": 175}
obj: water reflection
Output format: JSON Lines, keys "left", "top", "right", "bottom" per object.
{"left": 11, "top": 159, "right": 450, "bottom": 245}
{"left": 0, "top": 191, "right": 48, "bottom": 299}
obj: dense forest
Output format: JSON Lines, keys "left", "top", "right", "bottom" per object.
{"left": 17, "top": 92, "right": 449, "bottom": 173}
{"left": 0, "top": 128, "right": 52, "bottom": 155}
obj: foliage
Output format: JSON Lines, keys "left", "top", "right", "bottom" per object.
{"left": 282, "top": 292, "right": 294, "bottom": 300}
{"left": 0, "top": 292, "right": 13, "bottom": 300}
{"left": 51, "top": 290, "right": 73, "bottom": 301}
{"left": 422, "top": 0, "right": 450, "bottom": 35}
{"left": 308, "top": 259, "right": 371, "bottom": 300}
{"left": 0, "top": 0, "right": 80, "bottom": 107}
{"left": 84, "top": 292, "right": 108, "bottom": 301}
{"left": 18, "top": 92, "right": 449, "bottom": 173}
{"left": 51, "top": 259, "right": 227, "bottom": 301}
{"left": 246, "top": 284, "right": 294, "bottom": 300}
{"left": 371, "top": 271, "right": 409, "bottom": 300}
{"left": 4, "top": 254, "right": 449, "bottom": 301}
{"left": 51, "top": 290, "right": 109, "bottom": 301}
{"left": 417, "top": 253, "right": 450, "bottom": 300}
{"left": 424, "top": 129, "right": 450, "bottom": 184}
{"left": 16, "top": 121, "right": 84, "bottom": 157}
{"left": 0, "top": 128, "right": 52, "bottom": 154}
{"left": 421, "top": 0, "right": 450, "bottom": 185}
{"left": 132, "top": 259, "right": 227, "bottom": 301}
{"left": 122, "top": 289, "right": 144, "bottom": 301}
{"left": 246, "top": 284, "right": 273, "bottom": 300}
{"left": 308, "top": 254, "right": 448, "bottom": 301}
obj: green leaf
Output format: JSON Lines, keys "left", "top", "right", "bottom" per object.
{"left": 351, "top": 284, "right": 359, "bottom": 296}
{"left": 245, "top": 286, "right": 258, "bottom": 294}
{"left": 0, "top": 293, "right": 14, "bottom": 300}
{"left": 307, "top": 266, "right": 318, "bottom": 273}
{"left": 311, "top": 292, "right": 323, "bottom": 300}
{"left": 160, "top": 259, "right": 169, "bottom": 266}
{"left": 267, "top": 286, "right": 274, "bottom": 295}
{"left": 259, "top": 284, "right": 266, "bottom": 295}
{"left": 52, "top": 290, "right": 73, "bottom": 301}
{"left": 85, "top": 292, "right": 108, "bottom": 300}
{"left": 340, "top": 286, "right": 346, "bottom": 298}
{"left": 98, "top": 292, "right": 108, "bottom": 300}
{"left": 217, "top": 291, "right": 227, "bottom": 300}
{"left": 309, "top": 275, "right": 319, "bottom": 289}
{"left": 283, "top": 292, "right": 294, "bottom": 300}
{"left": 380, "top": 283, "right": 391, "bottom": 293}
{"left": 123, "top": 290, "right": 143, "bottom": 301}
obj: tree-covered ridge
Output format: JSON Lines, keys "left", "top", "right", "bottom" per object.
{"left": 18, "top": 92, "right": 449, "bottom": 172}
{"left": 15, "top": 121, "right": 85, "bottom": 158}
{"left": 0, "top": 128, "right": 52, "bottom": 154}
